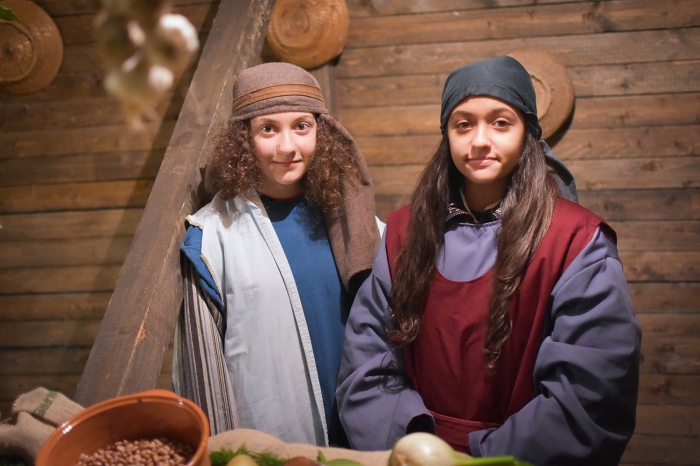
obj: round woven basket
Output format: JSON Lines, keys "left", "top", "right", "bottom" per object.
{"left": 508, "top": 49, "right": 575, "bottom": 139}
{"left": 0, "top": 19, "right": 36, "bottom": 82}
{"left": 266, "top": 0, "right": 349, "bottom": 70}
{"left": 0, "top": 0, "right": 63, "bottom": 94}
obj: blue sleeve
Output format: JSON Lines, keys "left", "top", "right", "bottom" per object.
{"left": 336, "top": 233, "right": 432, "bottom": 450}
{"left": 469, "top": 228, "right": 641, "bottom": 466}
{"left": 180, "top": 225, "right": 224, "bottom": 311}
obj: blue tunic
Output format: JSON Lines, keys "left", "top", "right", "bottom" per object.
{"left": 181, "top": 195, "right": 347, "bottom": 444}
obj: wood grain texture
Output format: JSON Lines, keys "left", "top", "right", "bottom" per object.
{"left": 0, "top": 151, "right": 164, "bottom": 187}
{"left": 0, "top": 122, "right": 175, "bottom": 159}
{"left": 638, "top": 374, "right": 700, "bottom": 405}
{"left": 578, "top": 189, "right": 700, "bottom": 221}
{"left": 638, "top": 314, "right": 700, "bottom": 343}
{"left": 0, "top": 293, "right": 111, "bottom": 322}
{"left": 33, "top": 0, "right": 218, "bottom": 16}
{"left": 0, "top": 95, "right": 183, "bottom": 132}
{"left": 0, "top": 73, "right": 108, "bottom": 104}
{"left": 0, "top": 320, "right": 102, "bottom": 348}
{"left": 628, "top": 283, "right": 700, "bottom": 314}
{"left": 567, "top": 157, "right": 700, "bottom": 191}
{"left": 0, "top": 236, "right": 133, "bottom": 268}
{"left": 635, "top": 405, "right": 700, "bottom": 436}
{"left": 640, "top": 340, "right": 700, "bottom": 376}
{"left": 0, "top": 180, "right": 154, "bottom": 213}
{"left": 0, "top": 265, "right": 121, "bottom": 294}
{"left": 345, "top": 0, "right": 588, "bottom": 18}
{"left": 571, "top": 93, "right": 700, "bottom": 129}
{"left": 571, "top": 60, "right": 700, "bottom": 97}
{"left": 611, "top": 221, "right": 700, "bottom": 252}
{"left": 0, "top": 374, "right": 81, "bottom": 400}
{"left": 1, "top": 348, "right": 91, "bottom": 375}
{"left": 622, "top": 434, "right": 700, "bottom": 464}
{"left": 74, "top": 0, "right": 276, "bottom": 407}
{"left": 345, "top": 0, "right": 700, "bottom": 48}
{"left": 337, "top": 28, "right": 700, "bottom": 78}
{"left": 0, "top": 209, "right": 144, "bottom": 241}
{"left": 620, "top": 251, "right": 700, "bottom": 282}
{"left": 337, "top": 61, "right": 700, "bottom": 114}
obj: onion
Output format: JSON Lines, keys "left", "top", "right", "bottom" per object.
{"left": 390, "top": 433, "right": 462, "bottom": 466}
{"left": 226, "top": 454, "right": 259, "bottom": 466}
{"left": 389, "top": 433, "right": 532, "bottom": 466}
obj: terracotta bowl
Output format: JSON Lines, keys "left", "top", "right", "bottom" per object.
{"left": 36, "top": 389, "right": 210, "bottom": 466}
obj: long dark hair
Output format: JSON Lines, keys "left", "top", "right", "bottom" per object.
{"left": 206, "top": 115, "right": 360, "bottom": 211}
{"left": 388, "top": 123, "right": 559, "bottom": 372}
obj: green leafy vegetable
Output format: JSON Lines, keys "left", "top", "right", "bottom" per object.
{"left": 210, "top": 445, "right": 286, "bottom": 466}
{"left": 0, "top": 5, "right": 19, "bottom": 21}
{"left": 317, "top": 450, "right": 362, "bottom": 466}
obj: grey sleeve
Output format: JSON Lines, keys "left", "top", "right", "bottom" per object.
{"left": 469, "top": 228, "right": 641, "bottom": 466}
{"left": 336, "top": 234, "right": 432, "bottom": 451}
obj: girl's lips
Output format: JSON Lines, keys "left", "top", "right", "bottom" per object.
{"left": 275, "top": 160, "right": 301, "bottom": 167}
{"left": 467, "top": 157, "right": 495, "bottom": 166}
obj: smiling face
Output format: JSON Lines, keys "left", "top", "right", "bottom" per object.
{"left": 447, "top": 96, "right": 526, "bottom": 210}
{"left": 250, "top": 111, "right": 317, "bottom": 199}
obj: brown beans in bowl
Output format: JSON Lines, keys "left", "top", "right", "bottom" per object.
{"left": 75, "top": 436, "right": 194, "bottom": 465}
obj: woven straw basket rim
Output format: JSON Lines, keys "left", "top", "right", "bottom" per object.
{"left": 508, "top": 49, "right": 575, "bottom": 139}
{"left": 266, "top": 0, "right": 349, "bottom": 70}
{"left": 0, "top": 0, "right": 63, "bottom": 94}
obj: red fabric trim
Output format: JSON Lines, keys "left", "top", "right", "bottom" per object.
{"left": 385, "top": 198, "right": 610, "bottom": 447}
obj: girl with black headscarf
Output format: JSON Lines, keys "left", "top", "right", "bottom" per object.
{"left": 336, "top": 56, "right": 641, "bottom": 465}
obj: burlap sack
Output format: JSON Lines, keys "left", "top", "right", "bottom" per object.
{"left": 0, "top": 387, "right": 84, "bottom": 462}
{"left": 208, "top": 429, "right": 392, "bottom": 466}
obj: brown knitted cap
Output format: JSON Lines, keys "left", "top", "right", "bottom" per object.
{"left": 230, "top": 62, "right": 328, "bottom": 121}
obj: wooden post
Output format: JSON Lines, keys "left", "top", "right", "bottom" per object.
{"left": 74, "top": 0, "right": 276, "bottom": 407}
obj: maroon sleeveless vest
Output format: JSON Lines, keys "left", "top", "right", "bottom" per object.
{"left": 385, "top": 199, "right": 613, "bottom": 453}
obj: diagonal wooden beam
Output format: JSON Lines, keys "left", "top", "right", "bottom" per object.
{"left": 75, "top": 0, "right": 276, "bottom": 407}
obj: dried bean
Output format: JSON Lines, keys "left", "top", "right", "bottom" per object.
{"left": 75, "top": 436, "right": 194, "bottom": 466}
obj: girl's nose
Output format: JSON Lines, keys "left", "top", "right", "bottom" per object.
{"left": 278, "top": 129, "right": 296, "bottom": 154}
{"left": 472, "top": 123, "right": 490, "bottom": 147}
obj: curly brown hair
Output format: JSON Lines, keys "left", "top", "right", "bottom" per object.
{"left": 205, "top": 115, "right": 361, "bottom": 211}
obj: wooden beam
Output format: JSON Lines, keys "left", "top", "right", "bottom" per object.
{"left": 74, "top": 0, "right": 276, "bottom": 407}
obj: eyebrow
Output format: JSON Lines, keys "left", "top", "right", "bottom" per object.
{"left": 253, "top": 114, "right": 315, "bottom": 124}
{"left": 450, "top": 107, "right": 519, "bottom": 120}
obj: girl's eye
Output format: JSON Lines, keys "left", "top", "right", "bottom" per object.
{"left": 494, "top": 119, "right": 511, "bottom": 128}
{"left": 297, "top": 122, "right": 310, "bottom": 131}
{"left": 261, "top": 125, "right": 274, "bottom": 133}
{"left": 456, "top": 121, "right": 472, "bottom": 130}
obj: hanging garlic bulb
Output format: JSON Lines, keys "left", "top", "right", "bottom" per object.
{"left": 96, "top": 0, "right": 199, "bottom": 129}
{"left": 101, "top": 0, "right": 167, "bottom": 28}
{"left": 389, "top": 433, "right": 533, "bottom": 466}
{"left": 95, "top": 13, "right": 138, "bottom": 66}
{"left": 144, "top": 13, "right": 199, "bottom": 74}
{"left": 105, "top": 53, "right": 173, "bottom": 128}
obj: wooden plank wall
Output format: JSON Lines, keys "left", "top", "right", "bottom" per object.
{"left": 335, "top": 0, "right": 700, "bottom": 464}
{"left": 0, "top": 0, "right": 221, "bottom": 417}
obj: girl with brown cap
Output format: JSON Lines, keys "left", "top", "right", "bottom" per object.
{"left": 336, "top": 56, "right": 640, "bottom": 465}
{"left": 173, "top": 62, "right": 382, "bottom": 447}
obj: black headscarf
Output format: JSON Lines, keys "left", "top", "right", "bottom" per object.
{"left": 439, "top": 55, "right": 577, "bottom": 202}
